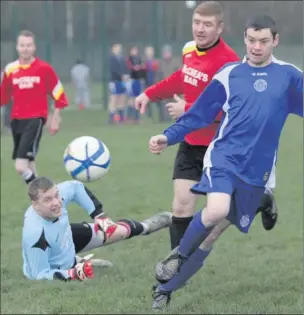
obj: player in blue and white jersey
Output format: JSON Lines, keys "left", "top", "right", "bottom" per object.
{"left": 22, "top": 176, "right": 172, "bottom": 281}
{"left": 147, "top": 15, "right": 303, "bottom": 309}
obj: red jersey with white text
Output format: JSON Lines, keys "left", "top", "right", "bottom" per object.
{"left": 0, "top": 58, "right": 68, "bottom": 120}
{"left": 145, "top": 38, "right": 239, "bottom": 146}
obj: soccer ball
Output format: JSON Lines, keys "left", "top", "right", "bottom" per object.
{"left": 185, "top": 1, "right": 196, "bottom": 9}
{"left": 64, "top": 136, "right": 111, "bottom": 182}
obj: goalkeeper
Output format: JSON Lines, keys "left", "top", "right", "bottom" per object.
{"left": 22, "top": 176, "right": 172, "bottom": 281}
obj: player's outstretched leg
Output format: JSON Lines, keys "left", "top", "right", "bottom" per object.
{"left": 94, "top": 212, "right": 172, "bottom": 246}
{"left": 141, "top": 211, "right": 172, "bottom": 234}
{"left": 257, "top": 188, "right": 278, "bottom": 230}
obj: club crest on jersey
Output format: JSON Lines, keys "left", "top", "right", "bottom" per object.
{"left": 240, "top": 215, "right": 250, "bottom": 228}
{"left": 254, "top": 79, "right": 267, "bottom": 92}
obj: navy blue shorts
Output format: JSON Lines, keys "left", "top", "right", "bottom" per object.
{"left": 109, "top": 81, "right": 125, "bottom": 95}
{"left": 126, "top": 79, "right": 142, "bottom": 97}
{"left": 191, "top": 167, "right": 265, "bottom": 233}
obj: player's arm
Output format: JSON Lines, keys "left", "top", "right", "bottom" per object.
{"left": 46, "top": 64, "right": 68, "bottom": 109}
{"left": 0, "top": 70, "right": 12, "bottom": 106}
{"left": 45, "top": 64, "right": 68, "bottom": 132}
{"left": 163, "top": 78, "right": 227, "bottom": 146}
{"left": 59, "top": 180, "right": 103, "bottom": 219}
{"left": 288, "top": 66, "right": 303, "bottom": 117}
{"left": 145, "top": 69, "right": 183, "bottom": 101}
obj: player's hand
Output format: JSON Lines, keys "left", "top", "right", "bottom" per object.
{"left": 48, "top": 115, "right": 61, "bottom": 135}
{"left": 68, "top": 254, "right": 94, "bottom": 281}
{"left": 149, "top": 135, "right": 168, "bottom": 154}
{"left": 165, "top": 94, "right": 186, "bottom": 120}
{"left": 135, "top": 92, "right": 151, "bottom": 114}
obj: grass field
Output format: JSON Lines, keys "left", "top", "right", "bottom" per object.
{"left": 63, "top": 82, "right": 105, "bottom": 109}
{"left": 1, "top": 110, "right": 303, "bottom": 314}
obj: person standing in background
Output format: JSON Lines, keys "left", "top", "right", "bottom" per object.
{"left": 71, "top": 60, "right": 90, "bottom": 110}
{"left": 108, "top": 44, "right": 129, "bottom": 124}
{"left": 126, "top": 46, "right": 144, "bottom": 124}
{"left": 157, "top": 45, "right": 180, "bottom": 122}
{"left": 143, "top": 46, "right": 160, "bottom": 121}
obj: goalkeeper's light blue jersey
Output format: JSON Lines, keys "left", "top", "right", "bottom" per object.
{"left": 164, "top": 56, "right": 303, "bottom": 187}
{"left": 22, "top": 180, "right": 99, "bottom": 280}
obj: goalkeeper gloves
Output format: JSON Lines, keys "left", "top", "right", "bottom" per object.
{"left": 68, "top": 254, "right": 94, "bottom": 281}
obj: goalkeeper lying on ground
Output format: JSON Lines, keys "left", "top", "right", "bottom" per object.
{"left": 22, "top": 176, "right": 172, "bottom": 281}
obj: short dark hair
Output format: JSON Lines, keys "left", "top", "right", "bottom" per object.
{"left": 18, "top": 30, "right": 35, "bottom": 39}
{"left": 28, "top": 177, "right": 55, "bottom": 201}
{"left": 245, "top": 15, "right": 277, "bottom": 39}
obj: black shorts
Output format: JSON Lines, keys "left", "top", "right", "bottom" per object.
{"left": 11, "top": 118, "right": 45, "bottom": 161}
{"left": 71, "top": 222, "right": 93, "bottom": 254}
{"left": 172, "top": 141, "right": 209, "bottom": 182}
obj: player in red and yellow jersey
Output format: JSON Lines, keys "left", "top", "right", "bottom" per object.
{"left": 1, "top": 30, "right": 68, "bottom": 185}
{"left": 135, "top": 1, "right": 278, "bottom": 252}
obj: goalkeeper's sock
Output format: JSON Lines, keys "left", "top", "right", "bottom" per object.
{"left": 117, "top": 219, "right": 144, "bottom": 238}
{"left": 159, "top": 247, "right": 212, "bottom": 293}
{"left": 179, "top": 209, "right": 212, "bottom": 258}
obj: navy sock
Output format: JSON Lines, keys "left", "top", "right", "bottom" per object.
{"left": 127, "top": 106, "right": 133, "bottom": 120}
{"left": 108, "top": 112, "right": 115, "bottom": 124}
{"left": 179, "top": 209, "right": 212, "bottom": 258}
{"left": 159, "top": 247, "right": 211, "bottom": 293}
{"left": 118, "top": 109, "right": 125, "bottom": 122}
{"left": 134, "top": 108, "right": 140, "bottom": 121}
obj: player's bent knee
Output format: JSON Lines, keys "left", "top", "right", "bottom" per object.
{"left": 173, "top": 179, "right": 198, "bottom": 217}
{"left": 202, "top": 204, "right": 230, "bottom": 227}
{"left": 172, "top": 195, "right": 196, "bottom": 217}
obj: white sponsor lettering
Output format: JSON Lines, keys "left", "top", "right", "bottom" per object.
{"left": 182, "top": 65, "right": 209, "bottom": 87}
{"left": 12, "top": 76, "right": 41, "bottom": 89}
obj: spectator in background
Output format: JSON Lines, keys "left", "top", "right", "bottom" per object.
{"left": 157, "top": 45, "right": 180, "bottom": 122}
{"left": 125, "top": 46, "right": 144, "bottom": 124}
{"left": 71, "top": 60, "right": 91, "bottom": 110}
{"left": 143, "top": 46, "right": 160, "bottom": 120}
{"left": 108, "top": 44, "right": 129, "bottom": 124}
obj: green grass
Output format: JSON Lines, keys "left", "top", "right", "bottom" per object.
{"left": 63, "top": 82, "right": 105, "bottom": 108}
{"left": 1, "top": 111, "right": 303, "bottom": 314}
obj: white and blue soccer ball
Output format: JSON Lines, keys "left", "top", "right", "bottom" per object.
{"left": 64, "top": 136, "right": 111, "bottom": 182}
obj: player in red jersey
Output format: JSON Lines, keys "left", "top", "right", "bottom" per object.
{"left": 0, "top": 30, "right": 68, "bottom": 185}
{"left": 135, "top": 1, "right": 278, "bottom": 251}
